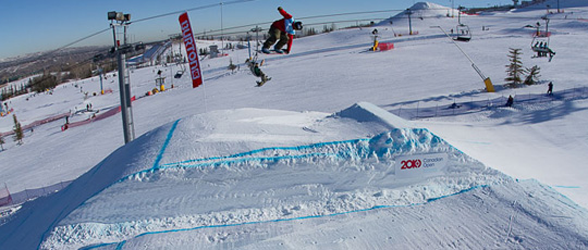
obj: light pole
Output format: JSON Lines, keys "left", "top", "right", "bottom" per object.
{"left": 108, "top": 11, "right": 135, "bottom": 144}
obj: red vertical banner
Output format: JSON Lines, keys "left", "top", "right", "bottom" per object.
{"left": 179, "top": 12, "right": 203, "bottom": 88}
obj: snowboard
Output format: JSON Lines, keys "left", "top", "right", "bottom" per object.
{"left": 256, "top": 77, "right": 272, "bottom": 87}
{"left": 258, "top": 49, "right": 287, "bottom": 55}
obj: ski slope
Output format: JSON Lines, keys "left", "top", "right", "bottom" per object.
{"left": 1, "top": 1, "right": 588, "bottom": 249}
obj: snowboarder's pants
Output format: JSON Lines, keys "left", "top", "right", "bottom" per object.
{"left": 263, "top": 26, "right": 288, "bottom": 50}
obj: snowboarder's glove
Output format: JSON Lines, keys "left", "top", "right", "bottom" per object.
{"left": 278, "top": 6, "right": 283, "bottom": 11}
{"left": 283, "top": 49, "right": 289, "bottom": 54}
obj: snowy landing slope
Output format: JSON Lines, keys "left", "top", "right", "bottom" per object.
{"left": 1, "top": 103, "right": 586, "bottom": 249}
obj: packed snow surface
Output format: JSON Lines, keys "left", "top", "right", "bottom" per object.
{"left": 1, "top": 1, "right": 588, "bottom": 249}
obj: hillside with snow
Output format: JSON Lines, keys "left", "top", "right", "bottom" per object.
{"left": 1, "top": 1, "right": 588, "bottom": 249}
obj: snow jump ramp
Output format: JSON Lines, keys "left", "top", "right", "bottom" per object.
{"left": 1, "top": 102, "right": 587, "bottom": 249}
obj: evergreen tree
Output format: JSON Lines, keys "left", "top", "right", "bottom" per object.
{"left": 523, "top": 65, "right": 541, "bottom": 85}
{"left": 12, "top": 114, "right": 24, "bottom": 145}
{"left": 30, "top": 72, "right": 59, "bottom": 93}
{"left": 505, "top": 48, "right": 524, "bottom": 88}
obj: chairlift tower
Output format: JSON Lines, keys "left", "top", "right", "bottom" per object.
{"left": 251, "top": 26, "right": 263, "bottom": 51}
{"left": 406, "top": 8, "right": 413, "bottom": 35}
{"left": 108, "top": 11, "right": 135, "bottom": 144}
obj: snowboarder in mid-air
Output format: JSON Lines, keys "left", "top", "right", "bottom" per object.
{"left": 248, "top": 61, "right": 271, "bottom": 86}
{"left": 261, "top": 6, "right": 303, "bottom": 55}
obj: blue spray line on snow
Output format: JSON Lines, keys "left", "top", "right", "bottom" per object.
{"left": 553, "top": 185, "right": 581, "bottom": 189}
{"left": 152, "top": 119, "right": 180, "bottom": 169}
{"left": 160, "top": 138, "right": 370, "bottom": 167}
{"left": 122, "top": 151, "right": 350, "bottom": 182}
{"left": 116, "top": 136, "right": 371, "bottom": 182}
{"left": 81, "top": 184, "right": 490, "bottom": 250}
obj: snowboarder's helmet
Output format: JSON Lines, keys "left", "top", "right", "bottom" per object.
{"left": 293, "top": 21, "right": 303, "bottom": 30}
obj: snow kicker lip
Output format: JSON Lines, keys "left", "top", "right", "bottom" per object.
{"left": 159, "top": 138, "right": 369, "bottom": 167}
{"left": 123, "top": 127, "right": 455, "bottom": 182}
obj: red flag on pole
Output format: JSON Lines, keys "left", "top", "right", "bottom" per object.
{"left": 179, "top": 12, "right": 203, "bottom": 88}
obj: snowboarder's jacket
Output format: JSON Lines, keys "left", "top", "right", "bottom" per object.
{"left": 271, "top": 7, "right": 296, "bottom": 52}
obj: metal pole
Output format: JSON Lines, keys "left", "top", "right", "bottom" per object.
{"left": 407, "top": 9, "right": 413, "bottom": 35}
{"left": 451, "top": 0, "right": 455, "bottom": 18}
{"left": 123, "top": 25, "right": 135, "bottom": 141}
{"left": 247, "top": 35, "right": 252, "bottom": 60}
{"left": 255, "top": 26, "right": 260, "bottom": 51}
{"left": 220, "top": 2, "right": 224, "bottom": 53}
{"left": 99, "top": 68, "right": 104, "bottom": 94}
{"left": 457, "top": 6, "right": 465, "bottom": 25}
{"left": 545, "top": 18, "right": 549, "bottom": 36}
{"left": 117, "top": 43, "right": 132, "bottom": 144}
{"left": 112, "top": 20, "right": 135, "bottom": 144}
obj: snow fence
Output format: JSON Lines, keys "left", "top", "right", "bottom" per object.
{"left": 390, "top": 86, "right": 588, "bottom": 120}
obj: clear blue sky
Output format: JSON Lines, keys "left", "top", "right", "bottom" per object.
{"left": 0, "top": 0, "right": 508, "bottom": 59}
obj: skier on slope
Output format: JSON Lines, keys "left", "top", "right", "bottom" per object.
{"left": 261, "top": 6, "right": 303, "bottom": 54}
{"left": 547, "top": 82, "right": 553, "bottom": 96}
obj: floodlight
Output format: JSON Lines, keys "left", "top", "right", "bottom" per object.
{"left": 116, "top": 12, "right": 125, "bottom": 21}
{"left": 108, "top": 11, "right": 127, "bottom": 21}
{"left": 108, "top": 11, "right": 117, "bottom": 20}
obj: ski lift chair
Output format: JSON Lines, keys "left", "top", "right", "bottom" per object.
{"left": 530, "top": 35, "right": 555, "bottom": 61}
{"left": 174, "top": 60, "right": 186, "bottom": 78}
{"left": 454, "top": 24, "right": 471, "bottom": 42}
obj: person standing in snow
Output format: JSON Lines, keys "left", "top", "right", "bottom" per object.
{"left": 261, "top": 6, "right": 303, "bottom": 54}
{"left": 547, "top": 82, "right": 553, "bottom": 96}
{"left": 505, "top": 95, "right": 514, "bottom": 107}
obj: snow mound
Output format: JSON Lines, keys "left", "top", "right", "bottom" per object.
{"left": 38, "top": 103, "right": 513, "bottom": 249}
{"left": 3, "top": 104, "right": 588, "bottom": 249}
{"left": 377, "top": 1, "right": 454, "bottom": 25}
{"left": 334, "top": 101, "right": 414, "bottom": 129}
{"left": 409, "top": 1, "right": 450, "bottom": 11}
